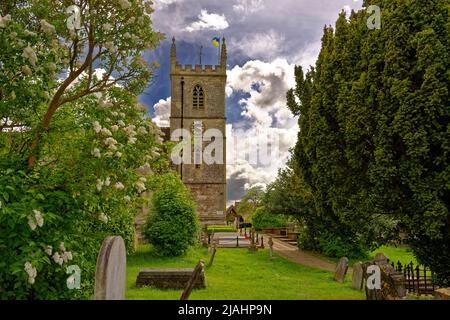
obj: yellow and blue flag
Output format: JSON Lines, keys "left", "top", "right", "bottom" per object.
{"left": 212, "top": 36, "right": 220, "bottom": 47}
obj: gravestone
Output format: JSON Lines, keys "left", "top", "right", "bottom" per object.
{"left": 268, "top": 237, "right": 274, "bottom": 258}
{"left": 94, "top": 236, "right": 126, "bottom": 300}
{"left": 136, "top": 268, "right": 205, "bottom": 289}
{"left": 351, "top": 262, "right": 364, "bottom": 290}
{"left": 435, "top": 288, "right": 450, "bottom": 300}
{"left": 374, "top": 252, "right": 388, "bottom": 266}
{"left": 334, "top": 257, "right": 349, "bottom": 283}
{"left": 248, "top": 230, "right": 258, "bottom": 252}
{"left": 364, "top": 258, "right": 406, "bottom": 300}
{"left": 180, "top": 260, "right": 205, "bottom": 300}
{"left": 208, "top": 244, "right": 217, "bottom": 267}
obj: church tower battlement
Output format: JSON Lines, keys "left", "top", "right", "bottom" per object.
{"left": 169, "top": 37, "right": 227, "bottom": 226}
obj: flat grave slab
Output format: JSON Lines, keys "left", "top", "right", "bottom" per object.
{"left": 136, "top": 268, "right": 206, "bottom": 289}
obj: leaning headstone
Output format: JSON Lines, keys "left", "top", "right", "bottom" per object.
{"left": 374, "top": 252, "right": 388, "bottom": 266}
{"left": 208, "top": 244, "right": 217, "bottom": 267}
{"left": 180, "top": 260, "right": 205, "bottom": 300}
{"left": 334, "top": 257, "right": 349, "bottom": 283}
{"left": 351, "top": 262, "right": 364, "bottom": 290}
{"left": 94, "top": 236, "right": 126, "bottom": 300}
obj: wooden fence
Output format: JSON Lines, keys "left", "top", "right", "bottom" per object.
{"left": 389, "top": 260, "right": 437, "bottom": 295}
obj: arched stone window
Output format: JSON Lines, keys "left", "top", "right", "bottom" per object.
{"left": 193, "top": 85, "right": 205, "bottom": 109}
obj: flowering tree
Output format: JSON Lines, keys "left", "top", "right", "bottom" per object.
{"left": 0, "top": 1, "right": 167, "bottom": 299}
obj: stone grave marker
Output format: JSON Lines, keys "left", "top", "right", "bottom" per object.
{"left": 268, "top": 237, "right": 274, "bottom": 258}
{"left": 94, "top": 236, "right": 126, "bottom": 300}
{"left": 351, "top": 262, "right": 364, "bottom": 290}
{"left": 248, "top": 230, "right": 257, "bottom": 252}
{"left": 180, "top": 260, "right": 205, "bottom": 300}
{"left": 374, "top": 252, "right": 388, "bottom": 266}
{"left": 334, "top": 257, "right": 349, "bottom": 283}
{"left": 208, "top": 244, "right": 217, "bottom": 267}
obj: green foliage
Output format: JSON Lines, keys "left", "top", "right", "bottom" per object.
{"left": 236, "top": 186, "right": 265, "bottom": 221}
{"left": 207, "top": 225, "right": 236, "bottom": 234}
{"left": 251, "top": 207, "right": 288, "bottom": 230}
{"left": 0, "top": 1, "right": 165, "bottom": 299}
{"left": 284, "top": 0, "right": 450, "bottom": 284}
{"left": 317, "top": 229, "right": 368, "bottom": 260}
{"left": 143, "top": 173, "right": 200, "bottom": 257}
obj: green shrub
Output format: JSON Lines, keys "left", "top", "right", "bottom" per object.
{"left": 317, "top": 229, "right": 368, "bottom": 260}
{"left": 207, "top": 225, "right": 236, "bottom": 234}
{"left": 252, "top": 207, "right": 288, "bottom": 230}
{"left": 143, "top": 173, "right": 200, "bottom": 256}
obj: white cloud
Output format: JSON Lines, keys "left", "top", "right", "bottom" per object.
{"left": 226, "top": 59, "right": 298, "bottom": 193}
{"left": 233, "top": 0, "right": 265, "bottom": 15}
{"left": 152, "top": 97, "right": 171, "bottom": 127}
{"left": 185, "top": 9, "right": 229, "bottom": 32}
{"left": 231, "top": 30, "right": 285, "bottom": 61}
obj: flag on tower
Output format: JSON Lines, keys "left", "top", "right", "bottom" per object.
{"left": 212, "top": 36, "right": 220, "bottom": 47}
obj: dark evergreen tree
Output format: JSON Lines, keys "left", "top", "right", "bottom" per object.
{"left": 285, "top": 0, "right": 449, "bottom": 284}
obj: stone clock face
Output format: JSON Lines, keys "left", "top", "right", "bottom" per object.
{"left": 191, "top": 120, "right": 206, "bottom": 135}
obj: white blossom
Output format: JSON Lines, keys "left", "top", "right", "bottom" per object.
{"left": 92, "top": 148, "right": 101, "bottom": 158}
{"left": 40, "top": 20, "right": 56, "bottom": 34}
{"left": 98, "top": 212, "right": 108, "bottom": 224}
{"left": 45, "top": 245, "right": 53, "bottom": 256}
{"left": 117, "top": 120, "right": 125, "bottom": 127}
{"left": 100, "top": 128, "right": 112, "bottom": 137}
{"left": 128, "top": 137, "right": 137, "bottom": 145}
{"left": 0, "top": 14, "right": 12, "bottom": 28}
{"left": 62, "top": 251, "right": 73, "bottom": 263}
{"left": 23, "top": 30, "right": 36, "bottom": 37}
{"left": 114, "top": 182, "right": 125, "bottom": 190}
{"left": 124, "top": 195, "right": 131, "bottom": 203}
{"left": 21, "top": 65, "right": 33, "bottom": 76}
{"left": 93, "top": 121, "right": 102, "bottom": 133}
{"left": 111, "top": 125, "right": 119, "bottom": 132}
{"left": 102, "top": 23, "right": 112, "bottom": 31}
{"left": 104, "top": 137, "right": 118, "bottom": 146}
{"left": 118, "top": 0, "right": 131, "bottom": 10}
{"left": 52, "top": 252, "right": 63, "bottom": 265}
{"left": 115, "top": 151, "right": 122, "bottom": 158}
{"left": 105, "top": 177, "right": 111, "bottom": 187}
{"left": 27, "top": 216, "right": 37, "bottom": 231}
{"left": 22, "top": 45, "right": 38, "bottom": 66}
{"left": 104, "top": 41, "right": 117, "bottom": 54}
{"left": 111, "top": 111, "right": 118, "bottom": 117}
{"left": 24, "top": 262, "right": 37, "bottom": 284}
{"left": 96, "top": 179, "right": 104, "bottom": 192}
{"left": 138, "top": 126, "right": 147, "bottom": 134}
{"left": 33, "top": 210, "right": 44, "bottom": 227}
{"left": 136, "top": 181, "right": 146, "bottom": 193}
{"left": 59, "top": 242, "right": 66, "bottom": 252}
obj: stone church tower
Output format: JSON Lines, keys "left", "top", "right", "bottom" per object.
{"left": 169, "top": 37, "right": 227, "bottom": 226}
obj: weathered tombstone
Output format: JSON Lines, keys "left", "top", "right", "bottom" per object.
{"left": 248, "top": 230, "right": 257, "bottom": 252}
{"left": 180, "top": 260, "right": 205, "bottom": 300}
{"left": 208, "top": 244, "right": 217, "bottom": 267}
{"left": 351, "top": 262, "right": 364, "bottom": 290}
{"left": 364, "top": 261, "right": 406, "bottom": 300}
{"left": 94, "top": 236, "right": 126, "bottom": 300}
{"left": 374, "top": 252, "right": 388, "bottom": 266}
{"left": 268, "top": 237, "right": 274, "bottom": 258}
{"left": 260, "top": 236, "right": 264, "bottom": 249}
{"left": 435, "top": 288, "right": 450, "bottom": 300}
{"left": 334, "top": 257, "right": 349, "bottom": 283}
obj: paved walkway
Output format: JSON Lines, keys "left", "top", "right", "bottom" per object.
{"left": 267, "top": 236, "right": 341, "bottom": 272}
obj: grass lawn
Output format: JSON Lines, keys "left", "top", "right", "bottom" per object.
{"left": 126, "top": 245, "right": 365, "bottom": 300}
{"left": 369, "top": 245, "right": 417, "bottom": 265}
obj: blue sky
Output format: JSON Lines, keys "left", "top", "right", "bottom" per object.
{"left": 142, "top": 0, "right": 363, "bottom": 204}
